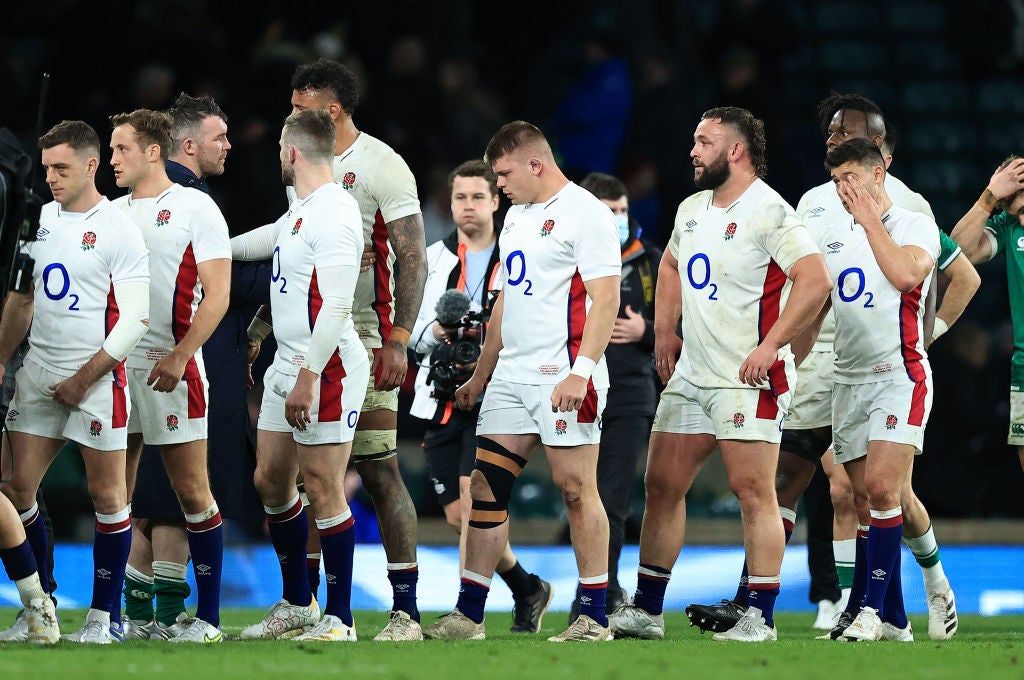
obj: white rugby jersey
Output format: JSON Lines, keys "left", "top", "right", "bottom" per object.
{"left": 272, "top": 183, "right": 364, "bottom": 377}
{"left": 288, "top": 132, "right": 420, "bottom": 349}
{"left": 24, "top": 198, "right": 149, "bottom": 376}
{"left": 796, "top": 174, "right": 933, "bottom": 352}
{"left": 668, "top": 179, "right": 820, "bottom": 390}
{"left": 113, "top": 184, "right": 230, "bottom": 377}
{"left": 815, "top": 204, "right": 939, "bottom": 384}
{"left": 490, "top": 182, "right": 620, "bottom": 388}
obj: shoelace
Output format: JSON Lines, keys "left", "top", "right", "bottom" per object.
{"left": 82, "top": 620, "right": 108, "bottom": 639}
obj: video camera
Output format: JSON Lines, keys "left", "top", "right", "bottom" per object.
{"left": 425, "top": 288, "right": 494, "bottom": 403}
{"left": 0, "top": 128, "right": 40, "bottom": 300}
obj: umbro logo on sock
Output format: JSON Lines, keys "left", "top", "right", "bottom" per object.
{"left": 326, "top": 574, "right": 337, "bottom": 584}
{"left": 195, "top": 564, "right": 211, "bottom": 575}
{"left": 871, "top": 569, "right": 887, "bottom": 578}
{"left": 97, "top": 568, "right": 111, "bottom": 579}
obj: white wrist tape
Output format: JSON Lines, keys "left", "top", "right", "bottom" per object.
{"left": 931, "top": 317, "right": 949, "bottom": 341}
{"left": 569, "top": 355, "right": 596, "bottom": 380}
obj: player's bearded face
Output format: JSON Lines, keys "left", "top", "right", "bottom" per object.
{"left": 694, "top": 149, "right": 730, "bottom": 190}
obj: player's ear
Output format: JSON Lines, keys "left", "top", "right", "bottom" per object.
{"left": 328, "top": 102, "right": 344, "bottom": 121}
{"left": 528, "top": 157, "right": 542, "bottom": 176}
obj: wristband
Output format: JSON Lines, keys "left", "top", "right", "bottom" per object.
{"left": 247, "top": 316, "right": 273, "bottom": 344}
{"left": 931, "top": 317, "right": 949, "bottom": 341}
{"left": 569, "top": 355, "right": 596, "bottom": 380}
{"left": 389, "top": 327, "right": 411, "bottom": 346}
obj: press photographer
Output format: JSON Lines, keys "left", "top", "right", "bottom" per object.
{"left": 409, "top": 160, "right": 550, "bottom": 632}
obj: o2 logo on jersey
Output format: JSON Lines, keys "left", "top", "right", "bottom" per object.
{"left": 42, "top": 263, "right": 80, "bottom": 311}
{"left": 290, "top": 218, "right": 303, "bottom": 235}
{"left": 723, "top": 222, "right": 737, "bottom": 241}
{"left": 837, "top": 267, "right": 875, "bottom": 308}
{"left": 685, "top": 253, "right": 718, "bottom": 300}
{"left": 271, "top": 246, "right": 288, "bottom": 294}
{"left": 540, "top": 219, "right": 555, "bottom": 237}
{"left": 156, "top": 209, "right": 171, "bottom": 227}
{"left": 342, "top": 172, "right": 356, "bottom": 190}
{"left": 505, "top": 250, "right": 533, "bottom": 296}
{"left": 81, "top": 231, "right": 96, "bottom": 251}
{"left": 347, "top": 410, "right": 359, "bottom": 428}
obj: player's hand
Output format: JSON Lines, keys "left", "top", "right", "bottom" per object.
{"left": 361, "top": 242, "right": 376, "bottom": 273}
{"left": 654, "top": 330, "right": 682, "bottom": 385}
{"left": 50, "top": 375, "right": 88, "bottom": 408}
{"left": 455, "top": 374, "right": 484, "bottom": 411}
{"left": 837, "top": 175, "right": 881, "bottom": 227}
{"left": 550, "top": 374, "right": 588, "bottom": 413}
{"left": 610, "top": 305, "right": 646, "bottom": 344}
{"left": 373, "top": 340, "right": 407, "bottom": 391}
{"left": 987, "top": 158, "right": 1024, "bottom": 201}
{"left": 285, "top": 369, "right": 317, "bottom": 431}
{"left": 738, "top": 342, "right": 779, "bottom": 387}
{"left": 432, "top": 322, "right": 457, "bottom": 342}
{"left": 246, "top": 341, "right": 261, "bottom": 389}
{"left": 147, "top": 350, "right": 188, "bottom": 393}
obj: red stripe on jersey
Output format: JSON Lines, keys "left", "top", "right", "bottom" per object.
{"left": 756, "top": 359, "right": 789, "bottom": 420}
{"left": 318, "top": 353, "right": 346, "bottom": 423}
{"left": 111, "top": 365, "right": 128, "bottom": 428}
{"left": 908, "top": 378, "right": 927, "bottom": 427}
{"left": 899, "top": 284, "right": 926, "bottom": 382}
{"left": 756, "top": 387, "right": 779, "bottom": 420}
{"left": 308, "top": 268, "right": 322, "bottom": 331}
{"left": 870, "top": 514, "right": 903, "bottom": 529}
{"left": 187, "top": 377, "right": 207, "bottom": 419}
{"left": 578, "top": 378, "right": 599, "bottom": 424}
{"left": 372, "top": 210, "right": 394, "bottom": 342}
{"left": 171, "top": 245, "right": 202, "bottom": 380}
{"left": 565, "top": 270, "right": 587, "bottom": 364}
{"left": 104, "top": 278, "right": 119, "bottom": 336}
{"left": 757, "top": 260, "right": 786, "bottom": 344}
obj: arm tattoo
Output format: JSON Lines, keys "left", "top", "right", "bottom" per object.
{"left": 387, "top": 212, "right": 427, "bottom": 334}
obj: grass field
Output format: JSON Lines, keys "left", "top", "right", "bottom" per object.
{"left": 1, "top": 609, "right": 1022, "bottom": 680}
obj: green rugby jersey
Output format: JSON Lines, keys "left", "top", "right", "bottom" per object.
{"left": 986, "top": 211, "right": 1024, "bottom": 386}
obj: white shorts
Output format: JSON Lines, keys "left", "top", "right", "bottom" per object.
{"left": 476, "top": 378, "right": 606, "bottom": 446}
{"left": 1008, "top": 389, "right": 1024, "bottom": 446}
{"left": 6, "top": 359, "right": 130, "bottom": 452}
{"left": 785, "top": 350, "right": 833, "bottom": 430}
{"left": 126, "top": 367, "right": 207, "bottom": 445}
{"left": 258, "top": 363, "right": 368, "bottom": 446}
{"left": 652, "top": 371, "right": 791, "bottom": 443}
{"left": 831, "top": 376, "right": 932, "bottom": 464}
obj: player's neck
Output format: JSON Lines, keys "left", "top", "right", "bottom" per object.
{"left": 62, "top": 187, "right": 103, "bottom": 214}
{"left": 293, "top": 167, "right": 335, "bottom": 200}
{"left": 131, "top": 170, "right": 174, "bottom": 200}
{"left": 877, "top": 191, "right": 894, "bottom": 215}
{"left": 711, "top": 172, "right": 757, "bottom": 208}
{"left": 335, "top": 118, "right": 360, "bottom": 155}
{"left": 457, "top": 224, "right": 496, "bottom": 252}
{"left": 531, "top": 174, "right": 570, "bottom": 205}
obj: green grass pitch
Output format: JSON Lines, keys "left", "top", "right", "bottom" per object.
{"left": 1, "top": 609, "right": 1021, "bottom": 680}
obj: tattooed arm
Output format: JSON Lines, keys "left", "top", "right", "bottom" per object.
{"left": 373, "top": 212, "right": 427, "bottom": 390}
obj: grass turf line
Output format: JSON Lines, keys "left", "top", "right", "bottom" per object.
{"left": 0, "top": 609, "right": 1021, "bottom": 680}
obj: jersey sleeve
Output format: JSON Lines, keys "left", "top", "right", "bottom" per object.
{"left": 937, "top": 230, "right": 962, "bottom": 272}
{"left": 107, "top": 214, "right": 150, "bottom": 284}
{"left": 574, "top": 204, "right": 621, "bottom": 281}
{"left": 373, "top": 152, "right": 421, "bottom": 225}
{"left": 902, "top": 190, "right": 936, "bottom": 221}
{"left": 899, "top": 213, "right": 941, "bottom": 264}
{"left": 985, "top": 211, "right": 1015, "bottom": 256}
{"left": 755, "top": 201, "right": 821, "bottom": 273}
{"left": 190, "top": 193, "right": 232, "bottom": 264}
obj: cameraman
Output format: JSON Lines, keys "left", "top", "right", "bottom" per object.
{"left": 410, "top": 160, "right": 552, "bottom": 633}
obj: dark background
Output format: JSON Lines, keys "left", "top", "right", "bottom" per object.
{"left": 2, "top": 0, "right": 1022, "bottom": 526}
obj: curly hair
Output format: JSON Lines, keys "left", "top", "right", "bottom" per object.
{"left": 291, "top": 58, "right": 360, "bottom": 114}
{"left": 701, "top": 106, "right": 768, "bottom": 178}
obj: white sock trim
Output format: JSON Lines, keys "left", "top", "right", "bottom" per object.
{"left": 462, "top": 569, "right": 492, "bottom": 588}
{"left": 152, "top": 560, "right": 188, "bottom": 581}
{"left": 579, "top": 573, "right": 609, "bottom": 586}
{"left": 387, "top": 562, "right": 418, "bottom": 571}
{"left": 833, "top": 538, "right": 856, "bottom": 565}
{"left": 18, "top": 503, "right": 39, "bottom": 524}
{"left": 184, "top": 503, "right": 220, "bottom": 524}
{"left": 314, "top": 508, "right": 353, "bottom": 530}
{"left": 869, "top": 506, "right": 903, "bottom": 520}
{"left": 125, "top": 564, "right": 153, "bottom": 584}
{"left": 747, "top": 575, "right": 781, "bottom": 586}
{"left": 264, "top": 494, "right": 301, "bottom": 515}
{"left": 95, "top": 506, "right": 131, "bottom": 525}
{"left": 779, "top": 507, "right": 797, "bottom": 524}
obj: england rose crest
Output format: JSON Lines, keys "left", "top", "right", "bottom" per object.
{"left": 156, "top": 209, "right": 171, "bottom": 226}
{"left": 342, "top": 171, "right": 356, "bottom": 189}
{"left": 885, "top": 414, "right": 898, "bottom": 430}
{"left": 89, "top": 420, "right": 102, "bottom": 437}
{"left": 555, "top": 419, "right": 568, "bottom": 435}
{"left": 732, "top": 412, "right": 745, "bottom": 428}
{"left": 291, "top": 217, "right": 303, "bottom": 235}
{"left": 724, "top": 222, "right": 737, "bottom": 241}
{"left": 540, "top": 219, "right": 555, "bottom": 237}
{"left": 166, "top": 414, "right": 179, "bottom": 431}
{"left": 81, "top": 231, "right": 97, "bottom": 250}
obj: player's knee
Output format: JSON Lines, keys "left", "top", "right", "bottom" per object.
{"left": 1, "top": 479, "right": 34, "bottom": 509}
{"left": 864, "top": 478, "right": 900, "bottom": 509}
{"left": 551, "top": 470, "right": 585, "bottom": 510}
{"left": 355, "top": 453, "right": 401, "bottom": 491}
{"left": 443, "top": 502, "right": 462, "bottom": 532}
{"left": 467, "top": 437, "right": 525, "bottom": 529}
{"left": 644, "top": 467, "right": 678, "bottom": 504}
{"left": 86, "top": 481, "right": 125, "bottom": 515}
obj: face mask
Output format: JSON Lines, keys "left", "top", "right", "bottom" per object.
{"left": 616, "top": 214, "right": 630, "bottom": 245}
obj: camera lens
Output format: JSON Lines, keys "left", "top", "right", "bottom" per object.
{"left": 453, "top": 340, "right": 481, "bottom": 364}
